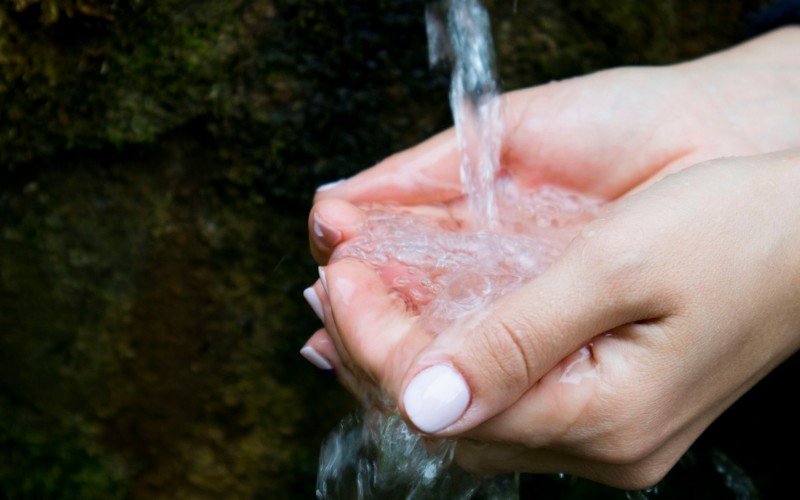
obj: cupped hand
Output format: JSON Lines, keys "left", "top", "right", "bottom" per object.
{"left": 314, "top": 149, "right": 800, "bottom": 489}
{"left": 308, "top": 26, "right": 800, "bottom": 263}
{"left": 300, "top": 27, "right": 800, "bottom": 488}
{"left": 302, "top": 24, "right": 800, "bottom": 410}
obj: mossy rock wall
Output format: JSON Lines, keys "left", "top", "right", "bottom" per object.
{"left": 3, "top": 1, "right": 788, "bottom": 498}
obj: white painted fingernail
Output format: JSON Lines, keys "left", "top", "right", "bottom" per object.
{"left": 318, "top": 267, "right": 328, "bottom": 293}
{"left": 300, "top": 346, "right": 333, "bottom": 370}
{"left": 402, "top": 365, "right": 470, "bottom": 433}
{"left": 317, "top": 179, "right": 345, "bottom": 192}
{"left": 303, "top": 287, "right": 324, "bottom": 320}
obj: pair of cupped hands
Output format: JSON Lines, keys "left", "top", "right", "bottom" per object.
{"left": 302, "top": 27, "right": 800, "bottom": 489}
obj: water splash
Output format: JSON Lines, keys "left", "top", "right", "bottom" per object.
{"left": 317, "top": 409, "right": 516, "bottom": 499}
{"left": 710, "top": 449, "right": 760, "bottom": 499}
{"left": 335, "top": 183, "right": 600, "bottom": 334}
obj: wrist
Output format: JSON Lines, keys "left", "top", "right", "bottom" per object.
{"left": 670, "top": 28, "right": 800, "bottom": 152}
{"left": 675, "top": 26, "right": 800, "bottom": 86}
{"left": 687, "top": 25, "right": 800, "bottom": 68}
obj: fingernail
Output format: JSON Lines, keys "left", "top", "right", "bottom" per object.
{"left": 303, "top": 287, "right": 324, "bottom": 320}
{"left": 300, "top": 346, "right": 333, "bottom": 370}
{"left": 317, "top": 179, "right": 345, "bottom": 192}
{"left": 402, "top": 365, "right": 470, "bottom": 433}
{"left": 312, "top": 213, "right": 342, "bottom": 248}
{"left": 318, "top": 267, "right": 328, "bottom": 294}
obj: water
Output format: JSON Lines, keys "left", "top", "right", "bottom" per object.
{"left": 315, "top": 0, "right": 772, "bottom": 497}
{"left": 317, "top": 410, "right": 517, "bottom": 499}
{"left": 334, "top": 182, "right": 600, "bottom": 335}
{"left": 427, "top": 0, "right": 502, "bottom": 228}
{"left": 315, "top": 1, "right": 605, "bottom": 498}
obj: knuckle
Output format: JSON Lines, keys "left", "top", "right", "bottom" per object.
{"left": 591, "top": 229, "right": 645, "bottom": 283}
{"left": 571, "top": 217, "right": 652, "bottom": 310}
{"left": 468, "top": 314, "right": 537, "bottom": 391}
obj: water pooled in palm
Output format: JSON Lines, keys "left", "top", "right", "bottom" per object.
{"left": 316, "top": 1, "right": 600, "bottom": 498}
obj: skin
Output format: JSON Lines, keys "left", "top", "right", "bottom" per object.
{"left": 304, "top": 27, "right": 800, "bottom": 488}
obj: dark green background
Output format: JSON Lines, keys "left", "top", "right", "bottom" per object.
{"left": 2, "top": 0, "right": 797, "bottom": 498}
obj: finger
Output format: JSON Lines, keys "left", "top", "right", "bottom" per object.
{"left": 461, "top": 325, "right": 665, "bottom": 451}
{"left": 463, "top": 345, "right": 600, "bottom": 448}
{"left": 307, "top": 279, "right": 349, "bottom": 365}
{"left": 457, "top": 338, "right": 726, "bottom": 490}
{"left": 309, "top": 198, "right": 368, "bottom": 264}
{"left": 301, "top": 283, "right": 341, "bottom": 372}
{"left": 309, "top": 197, "right": 470, "bottom": 264}
{"left": 300, "top": 328, "right": 340, "bottom": 372}
{"left": 311, "top": 277, "right": 348, "bottom": 367}
{"left": 311, "top": 87, "right": 541, "bottom": 206}
{"left": 303, "top": 282, "right": 325, "bottom": 322}
{"left": 301, "top": 328, "right": 368, "bottom": 397}
{"left": 396, "top": 232, "right": 666, "bottom": 436}
{"left": 314, "top": 128, "right": 463, "bottom": 206}
{"left": 310, "top": 89, "right": 541, "bottom": 206}
{"left": 308, "top": 279, "right": 377, "bottom": 398}
{"left": 321, "top": 259, "right": 433, "bottom": 399}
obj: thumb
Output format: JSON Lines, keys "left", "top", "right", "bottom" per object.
{"left": 397, "top": 242, "right": 647, "bottom": 436}
{"left": 314, "top": 128, "right": 463, "bottom": 206}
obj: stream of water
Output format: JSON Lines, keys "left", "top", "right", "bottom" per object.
{"left": 316, "top": 1, "right": 604, "bottom": 498}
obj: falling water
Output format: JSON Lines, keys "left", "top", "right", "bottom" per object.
{"left": 316, "top": 1, "right": 599, "bottom": 498}
{"left": 314, "top": 1, "right": 766, "bottom": 497}
{"left": 427, "top": 0, "right": 502, "bottom": 228}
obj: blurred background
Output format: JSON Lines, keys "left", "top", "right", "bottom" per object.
{"left": 2, "top": 0, "right": 798, "bottom": 498}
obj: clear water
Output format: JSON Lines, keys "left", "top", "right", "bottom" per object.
{"left": 333, "top": 182, "right": 600, "bottom": 334}
{"left": 317, "top": 408, "right": 517, "bottom": 499}
{"left": 427, "top": 0, "right": 502, "bottom": 229}
{"left": 316, "top": 1, "right": 605, "bottom": 497}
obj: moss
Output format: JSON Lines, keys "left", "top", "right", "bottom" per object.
{"left": 1, "top": 1, "right": 250, "bottom": 162}
{"left": 0, "top": 0, "right": 768, "bottom": 191}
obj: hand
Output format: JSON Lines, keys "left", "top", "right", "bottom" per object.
{"left": 315, "top": 149, "right": 800, "bottom": 489}
{"left": 308, "top": 25, "right": 800, "bottom": 255}
{"left": 302, "top": 24, "right": 800, "bottom": 399}
{"left": 300, "top": 27, "right": 800, "bottom": 487}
